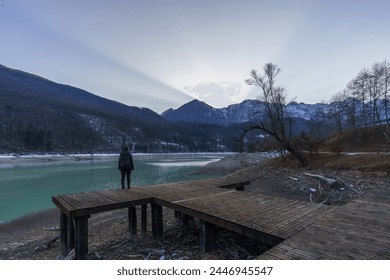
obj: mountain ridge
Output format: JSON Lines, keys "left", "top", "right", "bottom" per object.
{"left": 1, "top": 64, "right": 238, "bottom": 153}
{"left": 161, "top": 98, "right": 326, "bottom": 126}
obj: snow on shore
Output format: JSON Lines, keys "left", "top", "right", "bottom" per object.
{"left": 0, "top": 152, "right": 234, "bottom": 163}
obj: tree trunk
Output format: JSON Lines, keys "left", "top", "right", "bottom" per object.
{"left": 286, "top": 144, "right": 308, "bottom": 167}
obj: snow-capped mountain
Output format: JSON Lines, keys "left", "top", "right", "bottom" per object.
{"left": 162, "top": 99, "right": 325, "bottom": 125}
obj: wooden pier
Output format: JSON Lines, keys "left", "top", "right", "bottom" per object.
{"left": 52, "top": 178, "right": 389, "bottom": 260}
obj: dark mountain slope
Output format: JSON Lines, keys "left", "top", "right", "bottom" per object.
{"left": 0, "top": 64, "right": 231, "bottom": 153}
{"left": 0, "top": 64, "right": 166, "bottom": 124}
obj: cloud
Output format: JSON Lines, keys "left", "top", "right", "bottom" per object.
{"left": 184, "top": 81, "right": 242, "bottom": 108}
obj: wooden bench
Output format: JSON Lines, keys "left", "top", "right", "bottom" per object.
{"left": 52, "top": 178, "right": 250, "bottom": 259}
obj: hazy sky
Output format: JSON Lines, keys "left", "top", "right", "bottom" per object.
{"left": 1, "top": 0, "right": 390, "bottom": 113}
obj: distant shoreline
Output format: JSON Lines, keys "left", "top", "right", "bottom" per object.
{"left": 0, "top": 152, "right": 234, "bottom": 164}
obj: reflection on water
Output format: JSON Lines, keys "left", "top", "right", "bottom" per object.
{"left": 146, "top": 159, "right": 219, "bottom": 167}
{"left": 0, "top": 155, "right": 221, "bottom": 223}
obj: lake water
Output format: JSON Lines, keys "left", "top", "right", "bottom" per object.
{"left": 0, "top": 154, "right": 223, "bottom": 223}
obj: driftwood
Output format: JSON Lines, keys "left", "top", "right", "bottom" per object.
{"left": 335, "top": 177, "right": 364, "bottom": 195}
{"left": 94, "top": 251, "right": 102, "bottom": 260}
{"left": 289, "top": 176, "right": 299, "bottom": 182}
{"left": 305, "top": 172, "right": 364, "bottom": 196}
{"left": 65, "top": 249, "right": 75, "bottom": 260}
{"left": 309, "top": 182, "right": 328, "bottom": 204}
{"left": 304, "top": 173, "right": 337, "bottom": 186}
{"left": 33, "top": 234, "right": 60, "bottom": 252}
{"left": 309, "top": 192, "right": 330, "bottom": 204}
{"left": 310, "top": 193, "right": 330, "bottom": 204}
{"left": 43, "top": 226, "right": 60, "bottom": 232}
{"left": 43, "top": 234, "right": 60, "bottom": 249}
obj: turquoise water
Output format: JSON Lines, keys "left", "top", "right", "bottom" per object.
{"left": 0, "top": 155, "right": 220, "bottom": 223}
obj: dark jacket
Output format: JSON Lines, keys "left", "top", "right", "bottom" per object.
{"left": 118, "top": 151, "right": 134, "bottom": 171}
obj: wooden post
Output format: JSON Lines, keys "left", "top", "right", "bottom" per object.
{"left": 182, "top": 214, "right": 190, "bottom": 227}
{"left": 199, "top": 220, "right": 216, "bottom": 254}
{"left": 128, "top": 206, "right": 137, "bottom": 236}
{"left": 74, "top": 215, "right": 89, "bottom": 260}
{"left": 60, "top": 212, "right": 68, "bottom": 256}
{"left": 67, "top": 217, "right": 75, "bottom": 252}
{"left": 174, "top": 211, "right": 183, "bottom": 221}
{"left": 151, "top": 203, "right": 163, "bottom": 242}
{"left": 141, "top": 204, "right": 147, "bottom": 238}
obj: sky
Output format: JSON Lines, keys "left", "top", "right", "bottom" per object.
{"left": 1, "top": 0, "right": 390, "bottom": 113}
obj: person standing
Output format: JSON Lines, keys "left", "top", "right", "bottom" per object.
{"left": 118, "top": 146, "right": 134, "bottom": 189}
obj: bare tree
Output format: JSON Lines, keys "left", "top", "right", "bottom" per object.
{"left": 370, "top": 62, "right": 384, "bottom": 126}
{"left": 240, "top": 63, "right": 307, "bottom": 166}
{"left": 324, "top": 59, "right": 390, "bottom": 133}
{"left": 383, "top": 60, "right": 390, "bottom": 125}
{"left": 356, "top": 68, "right": 370, "bottom": 126}
{"left": 346, "top": 80, "right": 357, "bottom": 129}
{"left": 329, "top": 90, "right": 350, "bottom": 134}
{"left": 307, "top": 101, "right": 330, "bottom": 141}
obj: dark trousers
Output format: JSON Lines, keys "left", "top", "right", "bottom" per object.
{"left": 120, "top": 168, "right": 131, "bottom": 189}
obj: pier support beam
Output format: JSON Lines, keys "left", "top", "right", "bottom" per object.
{"left": 60, "top": 212, "right": 68, "bottom": 256}
{"left": 183, "top": 214, "right": 190, "bottom": 227}
{"left": 68, "top": 217, "right": 75, "bottom": 252}
{"left": 128, "top": 206, "right": 137, "bottom": 236}
{"left": 141, "top": 204, "right": 147, "bottom": 238}
{"left": 199, "top": 220, "right": 216, "bottom": 254}
{"left": 151, "top": 203, "right": 163, "bottom": 241}
{"left": 60, "top": 212, "right": 75, "bottom": 256}
{"left": 74, "top": 215, "right": 89, "bottom": 260}
{"left": 174, "top": 211, "right": 183, "bottom": 221}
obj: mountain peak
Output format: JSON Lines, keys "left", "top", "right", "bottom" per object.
{"left": 181, "top": 99, "right": 212, "bottom": 108}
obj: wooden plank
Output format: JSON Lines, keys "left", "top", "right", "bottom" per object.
{"left": 273, "top": 242, "right": 329, "bottom": 259}
{"left": 260, "top": 204, "right": 328, "bottom": 233}
{"left": 52, "top": 196, "right": 75, "bottom": 216}
{"left": 238, "top": 201, "right": 318, "bottom": 233}
{"left": 154, "top": 198, "right": 283, "bottom": 246}
{"left": 327, "top": 212, "right": 390, "bottom": 235}
{"left": 286, "top": 223, "right": 390, "bottom": 259}
{"left": 236, "top": 200, "right": 301, "bottom": 225}
{"left": 277, "top": 206, "right": 336, "bottom": 239}
{"left": 70, "top": 197, "right": 152, "bottom": 218}
{"left": 56, "top": 189, "right": 153, "bottom": 215}
{"left": 255, "top": 252, "right": 284, "bottom": 260}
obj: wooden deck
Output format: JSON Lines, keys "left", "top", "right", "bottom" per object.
{"left": 52, "top": 178, "right": 253, "bottom": 259}
{"left": 256, "top": 185, "right": 390, "bottom": 260}
{"left": 52, "top": 178, "right": 389, "bottom": 260}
